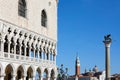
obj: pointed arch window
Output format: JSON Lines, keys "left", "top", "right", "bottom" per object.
{"left": 18, "top": 0, "right": 27, "bottom": 18}
{"left": 41, "top": 10, "right": 47, "bottom": 27}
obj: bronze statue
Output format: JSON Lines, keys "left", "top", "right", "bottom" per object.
{"left": 104, "top": 34, "right": 112, "bottom": 42}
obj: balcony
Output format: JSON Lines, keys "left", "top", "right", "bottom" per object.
{"left": 0, "top": 19, "right": 56, "bottom": 67}
{"left": 0, "top": 51, "right": 55, "bottom": 67}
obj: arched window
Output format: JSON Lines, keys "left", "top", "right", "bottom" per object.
{"left": 41, "top": 10, "right": 47, "bottom": 27}
{"left": 18, "top": 0, "right": 27, "bottom": 18}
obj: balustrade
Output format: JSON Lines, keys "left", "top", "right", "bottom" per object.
{"left": 0, "top": 20, "right": 56, "bottom": 66}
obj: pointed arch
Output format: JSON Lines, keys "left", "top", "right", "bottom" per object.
{"left": 35, "top": 67, "right": 41, "bottom": 80}
{"left": 18, "top": 0, "right": 27, "bottom": 17}
{"left": 38, "top": 66, "right": 44, "bottom": 76}
{"left": 26, "top": 66, "right": 35, "bottom": 80}
{"left": 41, "top": 9, "right": 47, "bottom": 27}
{"left": 4, "top": 64, "right": 15, "bottom": 80}
{"left": 43, "top": 68, "right": 49, "bottom": 80}
{"left": 50, "top": 69, "right": 55, "bottom": 80}
{"left": 16, "top": 65, "right": 26, "bottom": 80}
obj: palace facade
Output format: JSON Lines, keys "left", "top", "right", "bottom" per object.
{"left": 0, "top": 0, "right": 58, "bottom": 80}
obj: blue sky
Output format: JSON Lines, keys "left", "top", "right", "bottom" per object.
{"left": 57, "top": 0, "right": 120, "bottom": 75}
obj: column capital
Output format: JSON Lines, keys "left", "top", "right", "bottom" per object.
{"left": 103, "top": 41, "right": 111, "bottom": 47}
{"left": 12, "top": 73, "right": 17, "bottom": 76}
{"left": 8, "top": 40, "right": 11, "bottom": 44}
{"left": 23, "top": 74, "right": 27, "bottom": 77}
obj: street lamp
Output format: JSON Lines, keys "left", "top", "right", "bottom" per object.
{"left": 57, "top": 64, "right": 68, "bottom": 80}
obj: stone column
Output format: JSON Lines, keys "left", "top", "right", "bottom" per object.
{"left": 14, "top": 43, "right": 16, "bottom": 55}
{"left": 23, "top": 73, "right": 27, "bottom": 80}
{"left": 32, "top": 75, "right": 35, "bottom": 80}
{"left": 8, "top": 41, "right": 11, "bottom": 53}
{"left": 40, "top": 76, "right": 43, "bottom": 80}
{"left": 24, "top": 44, "right": 27, "bottom": 60}
{"left": 12, "top": 74, "right": 16, "bottom": 80}
{"left": 8, "top": 41, "right": 11, "bottom": 58}
{"left": 1, "top": 39, "right": 4, "bottom": 57}
{"left": 50, "top": 53, "right": 52, "bottom": 61}
{"left": 23, "top": 76, "right": 26, "bottom": 80}
{"left": 52, "top": 54, "right": 54, "bottom": 61}
{"left": 47, "top": 77, "right": 50, "bottom": 80}
{"left": 0, "top": 74, "right": 5, "bottom": 80}
{"left": 32, "top": 77, "right": 35, "bottom": 80}
{"left": 18, "top": 39, "right": 22, "bottom": 57}
{"left": 19, "top": 44, "right": 22, "bottom": 56}
{"left": 29, "top": 47, "right": 31, "bottom": 58}
{"left": 54, "top": 77, "right": 57, "bottom": 80}
{"left": 45, "top": 52, "right": 46, "bottom": 60}
{"left": 48, "top": 53, "right": 50, "bottom": 61}
{"left": 37, "top": 49, "right": 40, "bottom": 59}
{"left": 54, "top": 55, "right": 56, "bottom": 64}
{"left": 33, "top": 48, "right": 35, "bottom": 59}
{"left": 47, "top": 73, "right": 51, "bottom": 80}
{"left": 24, "top": 45, "right": 27, "bottom": 57}
{"left": 103, "top": 35, "right": 112, "bottom": 80}
{"left": 41, "top": 52, "right": 43, "bottom": 60}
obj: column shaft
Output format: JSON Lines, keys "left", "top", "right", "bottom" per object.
{"left": 12, "top": 75, "right": 16, "bottom": 80}
{"left": 33, "top": 48, "right": 35, "bottom": 58}
{"left": 19, "top": 45, "right": 22, "bottom": 56}
{"left": 103, "top": 35, "right": 112, "bottom": 80}
{"left": 37, "top": 50, "right": 40, "bottom": 59}
{"left": 14, "top": 44, "right": 16, "bottom": 54}
{"left": 32, "top": 76, "right": 35, "bottom": 80}
{"left": 52, "top": 54, "right": 54, "bottom": 61}
{"left": 24, "top": 46, "right": 26, "bottom": 57}
{"left": 106, "top": 46, "right": 110, "bottom": 80}
{"left": 29, "top": 47, "right": 31, "bottom": 58}
{"left": 54, "top": 55, "right": 56, "bottom": 64}
{"left": 1, "top": 39, "right": 4, "bottom": 57}
{"left": 47, "top": 77, "right": 50, "bottom": 80}
{"left": 40, "top": 76, "right": 43, "bottom": 80}
{"left": 54, "top": 77, "right": 57, "bottom": 80}
{"left": 8, "top": 41, "right": 10, "bottom": 53}
{"left": 51, "top": 53, "right": 53, "bottom": 61}
{"left": 48, "top": 53, "right": 50, "bottom": 61}
{"left": 24, "top": 76, "right": 26, "bottom": 80}
{"left": 45, "top": 53, "right": 46, "bottom": 60}
{"left": 41, "top": 52, "right": 43, "bottom": 60}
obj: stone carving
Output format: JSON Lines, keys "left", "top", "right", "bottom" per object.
{"left": 104, "top": 34, "right": 112, "bottom": 42}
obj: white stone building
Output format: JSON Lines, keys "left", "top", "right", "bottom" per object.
{"left": 0, "top": 0, "right": 58, "bottom": 80}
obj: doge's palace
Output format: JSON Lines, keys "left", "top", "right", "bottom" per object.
{"left": 0, "top": 0, "right": 58, "bottom": 80}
